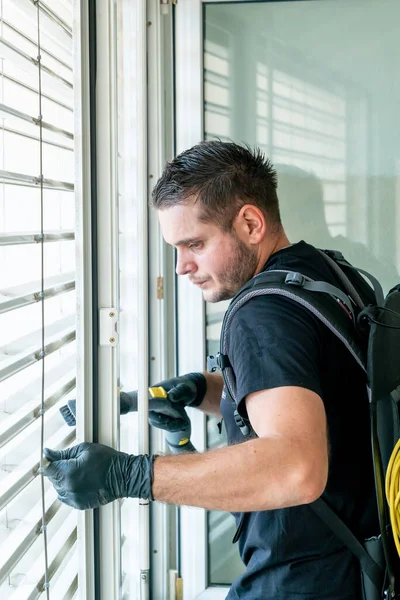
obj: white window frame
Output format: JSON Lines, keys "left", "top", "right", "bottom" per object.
{"left": 94, "top": 1, "right": 121, "bottom": 597}
{"left": 175, "top": 1, "right": 253, "bottom": 599}
{"left": 175, "top": 1, "right": 219, "bottom": 599}
{"left": 147, "top": 2, "right": 177, "bottom": 600}
{"left": 74, "top": 0, "right": 95, "bottom": 596}
{"left": 95, "top": 0, "right": 153, "bottom": 598}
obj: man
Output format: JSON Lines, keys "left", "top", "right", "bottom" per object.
{"left": 45, "top": 141, "right": 378, "bottom": 599}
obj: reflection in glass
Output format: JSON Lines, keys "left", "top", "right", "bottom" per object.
{"left": 204, "top": 0, "right": 400, "bottom": 586}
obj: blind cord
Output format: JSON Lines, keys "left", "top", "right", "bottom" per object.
{"left": 35, "top": 1, "right": 51, "bottom": 597}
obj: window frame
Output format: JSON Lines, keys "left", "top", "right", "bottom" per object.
{"left": 94, "top": 0, "right": 154, "bottom": 598}
{"left": 174, "top": 1, "right": 209, "bottom": 598}
{"left": 74, "top": 0, "right": 95, "bottom": 596}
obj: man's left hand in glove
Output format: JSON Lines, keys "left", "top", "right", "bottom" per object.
{"left": 60, "top": 390, "right": 190, "bottom": 433}
{"left": 43, "top": 443, "right": 156, "bottom": 510}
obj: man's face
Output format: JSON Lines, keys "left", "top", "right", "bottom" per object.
{"left": 158, "top": 201, "right": 259, "bottom": 302}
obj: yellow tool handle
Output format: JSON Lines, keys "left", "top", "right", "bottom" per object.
{"left": 149, "top": 386, "right": 168, "bottom": 399}
{"left": 148, "top": 386, "right": 190, "bottom": 447}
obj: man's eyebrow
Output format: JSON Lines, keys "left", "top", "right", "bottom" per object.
{"left": 174, "top": 237, "right": 202, "bottom": 247}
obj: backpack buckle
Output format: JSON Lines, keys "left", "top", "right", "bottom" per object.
{"left": 234, "top": 409, "right": 250, "bottom": 436}
{"left": 207, "top": 352, "right": 231, "bottom": 372}
{"left": 207, "top": 354, "right": 220, "bottom": 372}
{"left": 285, "top": 272, "right": 306, "bottom": 287}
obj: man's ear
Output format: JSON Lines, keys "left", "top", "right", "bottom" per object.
{"left": 234, "top": 204, "right": 266, "bottom": 244}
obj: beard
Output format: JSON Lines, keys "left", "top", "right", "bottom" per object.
{"left": 205, "top": 234, "right": 259, "bottom": 303}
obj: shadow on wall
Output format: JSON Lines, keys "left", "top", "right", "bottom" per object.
{"left": 275, "top": 164, "right": 399, "bottom": 295}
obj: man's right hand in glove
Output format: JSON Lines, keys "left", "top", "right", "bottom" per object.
{"left": 147, "top": 372, "right": 206, "bottom": 430}
{"left": 59, "top": 373, "right": 207, "bottom": 432}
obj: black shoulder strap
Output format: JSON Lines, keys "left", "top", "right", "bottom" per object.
{"left": 318, "top": 248, "right": 385, "bottom": 307}
{"left": 310, "top": 498, "right": 384, "bottom": 589}
{"left": 213, "top": 258, "right": 389, "bottom": 591}
{"left": 218, "top": 268, "right": 367, "bottom": 418}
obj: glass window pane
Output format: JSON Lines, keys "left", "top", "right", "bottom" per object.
{"left": 204, "top": 0, "right": 400, "bottom": 586}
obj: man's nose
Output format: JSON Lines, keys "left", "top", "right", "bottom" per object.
{"left": 175, "top": 251, "right": 196, "bottom": 276}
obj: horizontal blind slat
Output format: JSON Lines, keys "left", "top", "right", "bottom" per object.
{"left": 3, "top": 355, "right": 76, "bottom": 408}
{"left": 28, "top": 0, "right": 72, "bottom": 38}
{"left": 0, "top": 73, "right": 73, "bottom": 112}
{"left": 0, "top": 170, "right": 74, "bottom": 191}
{"left": 0, "top": 102, "right": 74, "bottom": 139}
{"left": 0, "top": 428, "right": 75, "bottom": 511}
{"left": 0, "top": 493, "right": 60, "bottom": 586}
{"left": 7, "top": 510, "right": 76, "bottom": 600}
{"left": 8, "top": 0, "right": 73, "bottom": 47}
{"left": 62, "top": 575, "right": 79, "bottom": 600}
{"left": 0, "top": 315, "right": 76, "bottom": 383}
{"left": 0, "top": 274, "right": 75, "bottom": 314}
{"left": 1, "top": 312, "right": 75, "bottom": 353}
{"left": 0, "top": 271, "right": 75, "bottom": 297}
{"left": 3, "top": 19, "right": 73, "bottom": 72}
{"left": 0, "top": 330, "right": 76, "bottom": 383}
{"left": 2, "top": 125, "right": 74, "bottom": 151}
{"left": 0, "top": 232, "right": 75, "bottom": 245}
{"left": 0, "top": 36, "right": 73, "bottom": 89}
{"left": 0, "top": 376, "right": 76, "bottom": 449}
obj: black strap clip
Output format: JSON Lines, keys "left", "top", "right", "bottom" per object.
{"left": 207, "top": 354, "right": 220, "bottom": 372}
{"left": 356, "top": 305, "right": 378, "bottom": 333}
{"left": 285, "top": 272, "right": 306, "bottom": 287}
{"left": 234, "top": 409, "right": 250, "bottom": 436}
{"left": 207, "top": 352, "right": 231, "bottom": 372}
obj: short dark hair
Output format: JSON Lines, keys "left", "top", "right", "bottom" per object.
{"left": 151, "top": 140, "right": 282, "bottom": 233}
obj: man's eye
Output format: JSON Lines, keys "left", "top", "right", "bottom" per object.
{"left": 189, "top": 242, "right": 202, "bottom": 250}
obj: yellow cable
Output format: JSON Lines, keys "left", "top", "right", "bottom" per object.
{"left": 385, "top": 438, "right": 400, "bottom": 557}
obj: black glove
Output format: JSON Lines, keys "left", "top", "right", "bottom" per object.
{"left": 59, "top": 374, "right": 206, "bottom": 430}
{"left": 147, "top": 373, "right": 207, "bottom": 431}
{"left": 155, "top": 373, "right": 207, "bottom": 407}
{"left": 59, "top": 391, "right": 136, "bottom": 426}
{"left": 59, "top": 391, "right": 189, "bottom": 432}
{"left": 59, "top": 400, "right": 78, "bottom": 426}
{"left": 43, "top": 443, "right": 155, "bottom": 510}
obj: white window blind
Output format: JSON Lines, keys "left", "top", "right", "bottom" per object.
{"left": 0, "top": 1, "right": 79, "bottom": 598}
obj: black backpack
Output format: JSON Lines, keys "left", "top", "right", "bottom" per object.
{"left": 207, "top": 248, "right": 400, "bottom": 600}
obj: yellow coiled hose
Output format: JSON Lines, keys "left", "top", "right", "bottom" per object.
{"left": 385, "top": 438, "right": 400, "bottom": 557}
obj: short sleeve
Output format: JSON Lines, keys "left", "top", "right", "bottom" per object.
{"left": 226, "top": 294, "right": 324, "bottom": 418}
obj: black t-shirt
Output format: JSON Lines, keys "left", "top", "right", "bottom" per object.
{"left": 220, "top": 241, "right": 379, "bottom": 600}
